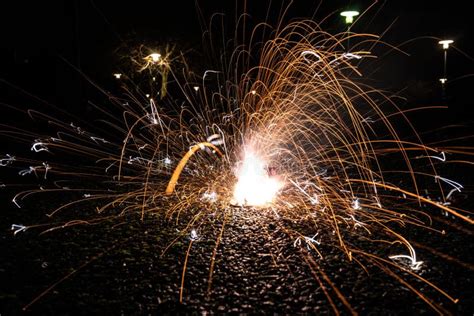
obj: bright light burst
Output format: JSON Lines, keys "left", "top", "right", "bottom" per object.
{"left": 232, "top": 149, "right": 283, "bottom": 206}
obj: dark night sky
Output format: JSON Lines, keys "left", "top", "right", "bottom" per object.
{"left": 0, "top": 1, "right": 473, "bottom": 125}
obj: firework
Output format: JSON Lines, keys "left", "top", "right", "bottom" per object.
{"left": 1, "top": 3, "right": 473, "bottom": 314}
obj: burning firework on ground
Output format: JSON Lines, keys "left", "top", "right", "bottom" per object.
{"left": 1, "top": 2, "right": 473, "bottom": 314}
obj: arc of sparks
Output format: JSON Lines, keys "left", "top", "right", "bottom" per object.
{"left": 165, "top": 142, "right": 223, "bottom": 195}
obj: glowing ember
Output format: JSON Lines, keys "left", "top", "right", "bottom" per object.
{"left": 232, "top": 150, "right": 283, "bottom": 206}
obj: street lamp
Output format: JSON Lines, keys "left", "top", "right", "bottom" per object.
{"left": 438, "top": 39, "right": 454, "bottom": 98}
{"left": 149, "top": 53, "right": 161, "bottom": 63}
{"left": 341, "top": 10, "right": 359, "bottom": 51}
{"left": 340, "top": 11, "right": 359, "bottom": 24}
{"left": 439, "top": 39, "right": 453, "bottom": 50}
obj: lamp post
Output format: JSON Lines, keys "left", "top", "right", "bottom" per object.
{"left": 341, "top": 11, "right": 359, "bottom": 51}
{"left": 438, "top": 39, "right": 453, "bottom": 98}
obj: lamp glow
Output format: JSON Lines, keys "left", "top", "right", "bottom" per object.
{"left": 439, "top": 40, "right": 454, "bottom": 50}
{"left": 341, "top": 11, "right": 359, "bottom": 24}
{"left": 150, "top": 53, "right": 161, "bottom": 62}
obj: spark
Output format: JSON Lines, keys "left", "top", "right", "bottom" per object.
{"left": 11, "top": 224, "right": 27, "bottom": 236}
{"left": 203, "top": 70, "right": 222, "bottom": 80}
{"left": 201, "top": 191, "right": 217, "bottom": 203}
{"left": 434, "top": 175, "right": 463, "bottom": 200}
{"left": 361, "top": 116, "right": 375, "bottom": 124}
{"left": 43, "top": 162, "right": 51, "bottom": 179}
{"left": 289, "top": 179, "right": 319, "bottom": 205}
{"left": 352, "top": 198, "right": 361, "bottom": 210}
{"left": 12, "top": 197, "right": 21, "bottom": 208}
{"left": 128, "top": 156, "right": 152, "bottom": 165}
{"left": 105, "top": 162, "right": 116, "bottom": 173}
{"left": 190, "top": 229, "right": 198, "bottom": 241}
{"left": 0, "top": 154, "right": 15, "bottom": 166}
{"left": 90, "top": 136, "right": 109, "bottom": 144}
{"left": 342, "top": 52, "right": 362, "bottom": 60}
{"left": 431, "top": 151, "right": 446, "bottom": 161}
{"left": 373, "top": 196, "right": 382, "bottom": 208}
{"left": 304, "top": 233, "right": 321, "bottom": 246}
{"left": 207, "top": 134, "right": 224, "bottom": 146}
{"left": 70, "top": 123, "right": 85, "bottom": 135}
{"left": 147, "top": 98, "right": 162, "bottom": 125}
{"left": 301, "top": 50, "right": 321, "bottom": 64}
{"left": 19, "top": 166, "right": 36, "bottom": 176}
{"left": 31, "top": 141, "right": 49, "bottom": 153}
{"left": 345, "top": 215, "right": 368, "bottom": 231}
{"left": 294, "top": 233, "right": 321, "bottom": 250}
{"left": 417, "top": 151, "right": 446, "bottom": 162}
{"left": 389, "top": 242, "right": 424, "bottom": 271}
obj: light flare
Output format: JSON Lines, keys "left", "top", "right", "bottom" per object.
{"left": 232, "top": 150, "right": 283, "bottom": 206}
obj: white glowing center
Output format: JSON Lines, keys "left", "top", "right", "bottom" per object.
{"left": 233, "top": 151, "right": 283, "bottom": 206}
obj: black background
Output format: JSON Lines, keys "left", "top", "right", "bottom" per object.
{"left": 0, "top": 1, "right": 473, "bottom": 123}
